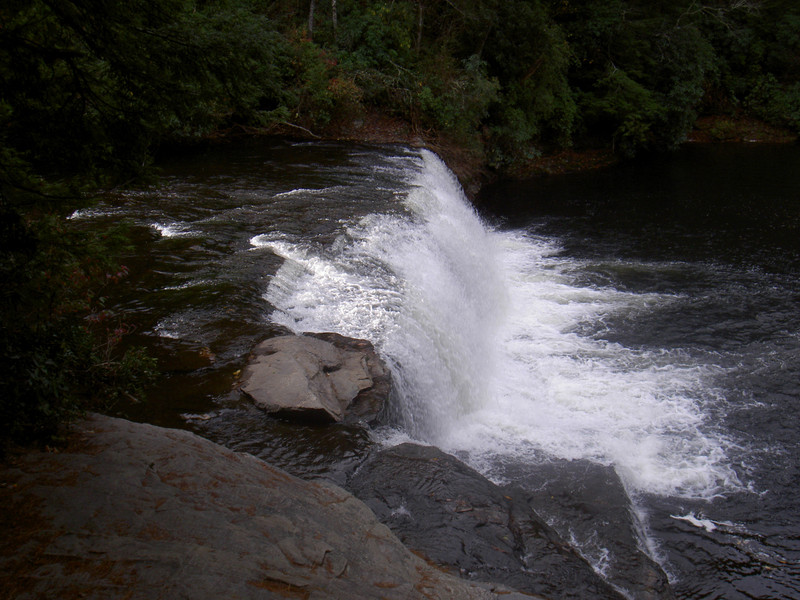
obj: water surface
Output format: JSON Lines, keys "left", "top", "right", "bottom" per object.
{"left": 76, "top": 140, "right": 800, "bottom": 599}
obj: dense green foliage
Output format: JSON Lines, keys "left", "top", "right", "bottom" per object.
{"left": 2, "top": 0, "right": 799, "bottom": 443}
{"left": 0, "top": 212, "right": 157, "bottom": 443}
{"left": 552, "top": 0, "right": 800, "bottom": 155}
{"left": 260, "top": 0, "right": 800, "bottom": 159}
{"left": 3, "top": 0, "right": 798, "bottom": 182}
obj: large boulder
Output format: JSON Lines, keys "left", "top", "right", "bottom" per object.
{"left": 0, "top": 415, "right": 537, "bottom": 600}
{"left": 239, "top": 332, "right": 390, "bottom": 424}
{"left": 346, "top": 443, "right": 628, "bottom": 600}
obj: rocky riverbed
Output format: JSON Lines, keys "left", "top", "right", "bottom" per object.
{"left": 0, "top": 332, "right": 679, "bottom": 599}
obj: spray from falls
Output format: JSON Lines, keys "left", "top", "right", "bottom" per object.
{"left": 262, "top": 150, "right": 506, "bottom": 440}
{"left": 260, "top": 149, "right": 740, "bottom": 499}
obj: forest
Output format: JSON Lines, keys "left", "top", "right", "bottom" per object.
{"left": 2, "top": 0, "right": 799, "bottom": 443}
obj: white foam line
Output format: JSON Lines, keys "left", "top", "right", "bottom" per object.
{"left": 262, "top": 147, "right": 741, "bottom": 500}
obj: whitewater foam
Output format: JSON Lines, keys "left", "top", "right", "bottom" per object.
{"left": 263, "top": 148, "right": 740, "bottom": 498}
{"left": 151, "top": 221, "right": 196, "bottom": 238}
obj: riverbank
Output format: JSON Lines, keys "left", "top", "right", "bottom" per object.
{"left": 0, "top": 413, "right": 603, "bottom": 600}
{"left": 1, "top": 410, "right": 680, "bottom": 599}
{"left": 688, "top": 115, "right": 798, "bottom": 144}
{"left": 207, "top": 110, "right": 492, "bottom": 199}
{"left": 205, "top": 112, "right": 797, "bottom": 201}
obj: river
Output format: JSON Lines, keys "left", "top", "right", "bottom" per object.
{"left": 73, "top": 140, "right": 800, "bottom": 599}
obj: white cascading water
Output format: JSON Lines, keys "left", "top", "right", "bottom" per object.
{"left": 257, "top": 149, "right": 740, "bottom": 499}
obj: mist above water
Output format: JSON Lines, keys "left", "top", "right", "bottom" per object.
{"left": 262, "top": 149, "right": 741, "bottom": 499}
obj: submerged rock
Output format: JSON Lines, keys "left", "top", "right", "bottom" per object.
{"left": 141, "top": 335, "right": 216, "bottom": 372}
{"left": 0, "top": 415, "right": 536, "bottom": 600}
{"left": 240, "top": 332, "right": 390, "bottom": 424}
{"left": 346, "top": 443, "right": 629, "bottom": 600}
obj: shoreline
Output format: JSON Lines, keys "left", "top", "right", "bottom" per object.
{"left": 199, "top": 112, "right": 797, "bottom": 200}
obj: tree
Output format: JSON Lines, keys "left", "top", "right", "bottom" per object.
{"left": 476, "top": 0, "right": 576, "bottom": 164}
{"left": 0, "top": 0, "right": 291, "bottom": 445}
{"left": 1, "top": 0, "right": 290, "bottom": 187}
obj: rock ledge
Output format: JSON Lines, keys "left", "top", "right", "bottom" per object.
{"left": 0, "top": 414, "right": 536, "bottom": 600}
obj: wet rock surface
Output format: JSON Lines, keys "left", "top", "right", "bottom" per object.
{"left": 346, "top": 443, "right": 630, "bottom": 600}
{"left": 515, "top": 459, "right": 675, "bottom": 600}
{"left": 239, "top": 332, "right": 390, "bottom": 424}
{"left": 0, "top": 415, "right": 537, "bottom": 600}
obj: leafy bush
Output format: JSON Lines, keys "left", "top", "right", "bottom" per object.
{"left": 416, "top": 54, "right": 499, "bottom": 144}
{"left": 476, "top": 0, "right": 575, "bottom": 165}
{"left": 286, "top": 35, "right": 339, "bottom": 126}
{"left": 335, "top": 1, "right": 415, "bottom": 70}
{"left": 746, "top": 75, "right": 800, "bottom": 133}
{"left": 582, "top": 67, "right": 666, "bottom": 156}
{"left": 0, "top": 205, "right": 156, "bottom": 446}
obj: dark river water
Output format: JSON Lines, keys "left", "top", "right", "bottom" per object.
{"left": 74, "top": 140, "right": 800, "bottom": 599}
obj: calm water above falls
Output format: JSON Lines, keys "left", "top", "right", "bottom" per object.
{"left": 79, "top": 141, "right": 800, "bottom": 599}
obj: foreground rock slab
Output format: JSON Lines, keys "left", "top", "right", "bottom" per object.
{"left": 240, "top": 332, "right": 390, "bottom": 424}
{"left": 0, "top": 415, "right": 536, "bottom": 600}
{"left": 347, "top": 443, "right": 629, "bottom": 600}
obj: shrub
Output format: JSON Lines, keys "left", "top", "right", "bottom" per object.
{"left": 0, "top": 204, "right": 156, "bottom": 447}
{"left": 746, "top": 75, "right": 800, "bottom": 133}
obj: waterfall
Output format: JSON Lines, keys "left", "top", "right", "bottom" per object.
{"left": 261, "top": 148, "right": 740, "bottom": 499}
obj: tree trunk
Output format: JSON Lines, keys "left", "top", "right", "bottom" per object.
{"left": 416, "top": 1, "right": 424, "bottom": 55}
{"left": 308, "top": 0, "right": 315, "bottom": 40}
{"left": 332, "top": 0, "right": 337, "bottom": 40}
